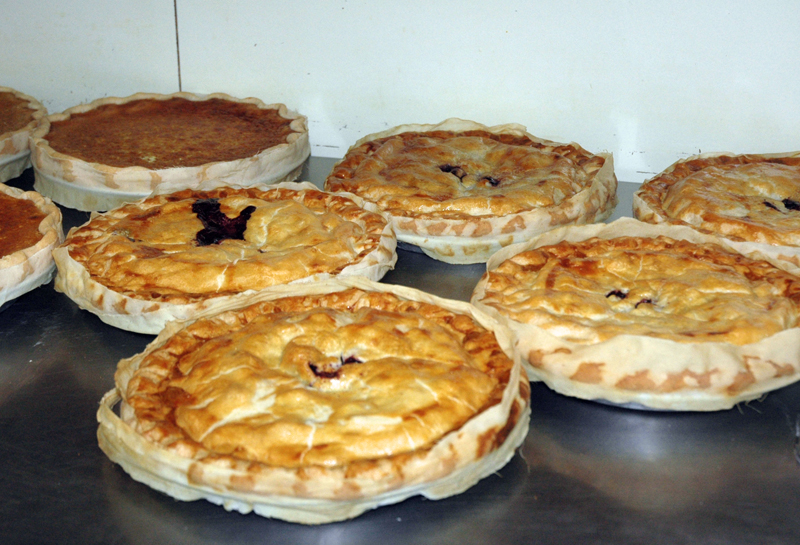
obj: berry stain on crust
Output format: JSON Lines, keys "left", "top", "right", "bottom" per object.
{"left": 308, "top": 355, "right": 364, "bottom": 380}
{"left": 192, "top": 198, "right": 256, "bottom": 246}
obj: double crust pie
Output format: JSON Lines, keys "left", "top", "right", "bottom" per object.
{"left": 0, "top": 86, "right": 47, "bottom": 183}
{"left": 97, "top": 278, "right": 530, "bottom": 524}
{"left": 54, "top": 183, "right": 397, "bottom": 333}
{"left": 30, "top": 92, "right": 310, "bottom": 211}
{"left": 634, "top": 151, "right": 800, "bottom": 265}
{"left": 472, "top": 218, "right": 800, "bottom": 411}
{"left": 0, "top": 182, "right": 64, "bottom": 307}
{"left": 325, "top": 118, "right": 617, "bottom": 264}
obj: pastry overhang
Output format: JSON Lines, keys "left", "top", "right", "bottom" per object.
{"left": 325, "top": 118, "right": 617, "bottom": 264}
{"left": 54, "top": 183, "right": 397, "bottom": 333}
{"left": 29, "top": 92, "right": 310, "bottom": 211}
{"left": 471, "top": 218, "right": 800, "bottom": 411}
{"left": 97, "top": 278, "right": 530, "bottom": 524}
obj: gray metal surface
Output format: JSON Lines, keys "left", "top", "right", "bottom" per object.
{"left": 1, "top": 159, "right": 799, "bottom": 545}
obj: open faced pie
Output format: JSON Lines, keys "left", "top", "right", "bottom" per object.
{"left": 96, "top": 277, "right": 530, "bottom": 524}
{"left": 472, "top": 218, "right": 800, "bottom": 411}
{"left": 0, "top": 182, "right": 64, "bottom": 307}
{"left": 54, "top": 182, "right": 396, "bottom": 333}
{"left": 29, "top": 92, "right": 310, "bottom": 211}
{"left": 324, "top": 118, "right": 617, "bottom": 264}
{"left": 0, "top": 86, "right": 47, "bottom": 183}
{"left": 633, "top": 151, "right": 800, "bottom": 266}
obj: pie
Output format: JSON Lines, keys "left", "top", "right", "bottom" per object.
{"left": 54, "top": 182, "right": 397, "bottom": 333}
{"left": 472, "top": 218, "right": 800, "bottom": 411}
{"left": 29, "top": 92, "right": 310, "bottom": 211}
{"left": 324, "top": 118, "right": 617, "bottom": 264}
{"left": 0, "top": 86, "right": 47, "bottom": 183}
{"left": 0, "top": 182, "right": 64, "bottom": 307}
{"left": 633, "top": 151, "right": 800, "bottom": 266}
{"left": 96, "top": 277, "right": 530, "bottom": 524}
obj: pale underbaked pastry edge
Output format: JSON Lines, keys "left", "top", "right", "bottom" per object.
{"left": 53, "top": 182, "right": 398, "bottom": 334}
{"left": 327, "top": 118, "right": 618, "bottom": 264}
{"left": 0, "top": 86, "right": 48, "bottom": 183}
{"left": 632, "top": 150, "right": 800, "bottom": 267}
{"left": 29, "top": 91, "right": 311, "bottom": 211}
{"left": 0, "top": 182, "right": 64, "bottom": 306}
{"left": 471, "top": 217, "right": 800, "bottom": 411}
{"left": 96, "top": 276, "right": 530, "bottom": 524}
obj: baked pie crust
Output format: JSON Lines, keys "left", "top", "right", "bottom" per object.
{"left": 29, "top": 92, "right": 310, "bottom": 211}
{"left": 324, "top": 118, "right": 617, "bottom": 264}
{"left": 0, "top": 86, "right": 47, "bottom": 183}
{"left": 96, "top": 277, "right": 530, "bottom": 524}
{"left": 633, "top": 151, "right": 800, "bottom": 266}
{"left": 0, "top": 182, "right": 64, "bottom": 307}
{"left": 472, "top": 218, "right": 800, "bottom": 411}
{"left": 54, "top": 182, "right": 397, "bottom": 333}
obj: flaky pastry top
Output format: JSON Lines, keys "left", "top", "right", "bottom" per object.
{"left": 477, "top": 235, "right": 800, "bottom": 345}
{"left": 326, "top": 128, "right": 607, "bottom": 221}
{"left": 122, "top": 288, "right": 515, "bottom": 468}
{"left": 63, "top": 186, "right": 391, "bottom": 303}
{"left": 635, "top": 153, "right": 800, "bottom": 246}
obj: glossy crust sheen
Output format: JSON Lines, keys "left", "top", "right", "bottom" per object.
{"left": 0, "top": 86, "right": 47, "bottom": 183}
{"left": 325, "top": 118, "right": 617, "bottom": 264}
{"left": 472, "top": 218, "right": 800, "bottom": 411}
{"left": 0, "top": 182, "right": 64, "bottom": 307}
{"left": 97, "top": 278, "right": 530, "bottom": 524}
{"left": 54, "top": 183, "right": 397, "bottom": 333}
{"left": 634, "top": 151, "right": 800, "bottom": 266}
{"left": 29, "top": 92, "right": 310, "bottom": 211}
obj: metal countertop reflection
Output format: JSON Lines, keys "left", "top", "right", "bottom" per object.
{"left": 1, "top": 158, "right": 798, "bottom": 545}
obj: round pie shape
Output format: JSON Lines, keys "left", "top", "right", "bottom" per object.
{"left": 54, "top": 182, "right": 397, "bottom": 333}
{"left": 0, "top": 182, "right": 64, "bottom": 308}
{"left": 96, "top": 277, "right": 530, "bottom": 524}
{"left": 472, "top": 218, "right": 800, "bottom": 411}
{"left": 633, "top": 151, "right": 800, "bottom": 266}
{"left": 324, "top": 118, "right": 617, "bottom": 264}
{"left": 29, "top": 92, "right": 310, "bottom": 211}
{"left": 0, "top": 86, "right": 47, "bottom": 183}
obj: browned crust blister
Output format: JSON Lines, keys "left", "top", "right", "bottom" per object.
{"left": 472, "top": 218, "right": 800, "bottom": 411}
{"left": 324, "top": 119, "right": 617, "bottom": 264}
{"left": 97, "top": 278, "right": 530, "bottom": 524}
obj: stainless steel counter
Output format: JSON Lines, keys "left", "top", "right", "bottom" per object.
{"left": 2, "top": 158, "right": 799, "bottom": 545}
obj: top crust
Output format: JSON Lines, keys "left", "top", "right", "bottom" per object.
{"left": 97, "top": 278, "right": 530, "bottom": 523}
{"left": 29, "top": 92, "right": 311, "bottom": 211}
{"left": 54, "top": 183, "right": 397, "bottom": 334}
{"left": 634, "top": 151, "right": 800, "bottom": 264}
{"left": 472, "top": 218, "right": 800, "bottom": 411}
{"left": 325, "top": 119, "right": 617, "bottom": 264}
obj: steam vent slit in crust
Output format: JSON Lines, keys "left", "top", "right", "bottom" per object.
{"left": 324, "top": 118, "right": 618, "bottom": 264}
{"left": 53, "top": 183, "right": 397, "bottom": 334}
{"left": 471, "top": 218, "right": 800, "bottom": 411}
{"left": 96, "top": 279, "right": 531, "bottom": 524}
{"left": 29, "top": 92, "right": 311, "bottom": 211}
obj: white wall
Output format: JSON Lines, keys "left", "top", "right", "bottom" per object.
{"left": 4, "top": 1, "right": 799, "bottom": 183}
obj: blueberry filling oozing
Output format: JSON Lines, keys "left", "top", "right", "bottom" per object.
{"left": 192, "top": 198, "right": 256, "bottom": 246}
{"left": 605, "top": 290, "right": 628, "bottom": 299}
{"left": 308, "top": 355, "right": 364, "bottom": 379}
{"left": 438, "top": 164, "right": 467, "bottom": 181}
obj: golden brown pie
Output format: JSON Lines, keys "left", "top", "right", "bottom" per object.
{"left": 324, "top": 118, "right": 617, "bottom": 264}
{"left": 472, "top": 218, "right": 800, "bottom": 411}
{"left": 634, "top": 151, "right": 800, "bottom": 266}
{"left": 29, "top": 92, "right": 310, "bottom": 211}
{"left": 97, "top": 278, "right": 530, "bottom": 524}
{"left": 0, "top": 86, "right": 47, "bottom": 183}
{"left": 0, "top": 182, "right": 63, "bottom": 306}
{"left": 54, "top": 183, "right": 396, "bottom": 333}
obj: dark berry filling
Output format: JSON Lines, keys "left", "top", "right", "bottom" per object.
{"left": 192, "top": 198, "right": 256, "bottom": 246}
{"left": 783, "top": 198, "right": 800, "bottom": 211}
{"left": 438, "top": 164, "right": 467, "bottom": 181}
{"left": 606, "top": 290, "right": 628, "bottom": 299}
{"left": 634, "top": 298, "right": 654, "bottom": 308}
{"left": 308, "top": 355, "right": 363, "bottom": 379}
